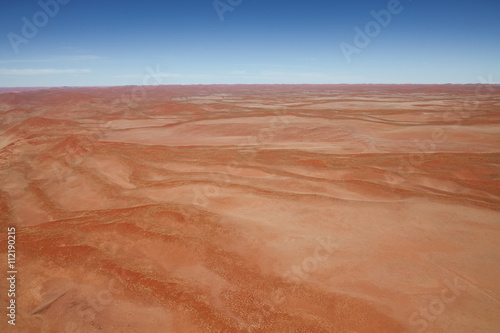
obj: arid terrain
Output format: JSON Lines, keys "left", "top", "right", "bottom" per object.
{"left": 0, "top": 84, "right": 499, "bottom": 332}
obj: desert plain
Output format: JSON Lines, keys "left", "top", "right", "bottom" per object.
{"left": 0, "top": 84, "right": 499, "bottom": 332}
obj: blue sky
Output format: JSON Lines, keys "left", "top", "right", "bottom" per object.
{"left": 0, "top": 0, "right": 499, "bottom": 87}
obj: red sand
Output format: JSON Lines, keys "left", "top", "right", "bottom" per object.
{"left": 0, "top": 84, "right": 499, "bottom": 332}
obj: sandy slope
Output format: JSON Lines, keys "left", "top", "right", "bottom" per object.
{"left": 0, "top": 84, "right": 499, "bottom": 332}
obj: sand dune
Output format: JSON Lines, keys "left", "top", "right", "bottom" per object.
{"left": 0, "top": 84, "right": 499, "bottom": 332}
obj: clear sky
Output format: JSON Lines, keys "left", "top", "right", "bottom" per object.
{"left": 0, "top": 0, "right": 499, "bottom": 87}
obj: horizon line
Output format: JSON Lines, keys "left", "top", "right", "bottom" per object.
{"left": 1, "top": 83, "right": 500, "bottom": 90}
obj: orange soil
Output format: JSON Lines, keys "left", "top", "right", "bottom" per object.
{"left": 0, "top": 84, "right": 499, "bottom": 332}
